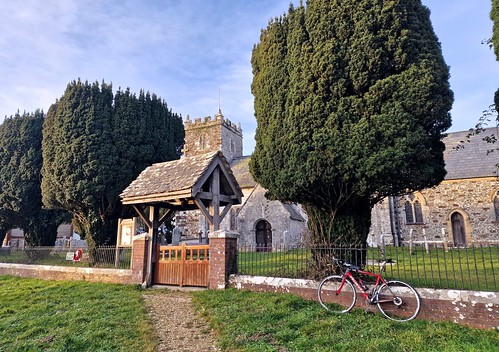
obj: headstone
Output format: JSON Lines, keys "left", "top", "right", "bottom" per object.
{"left": 172, "top": 226, "right": 181, "bottom": 245}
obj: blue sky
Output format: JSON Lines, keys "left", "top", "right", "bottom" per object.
{"left": 0, "top": 0, "right": 497, "bottom": 155}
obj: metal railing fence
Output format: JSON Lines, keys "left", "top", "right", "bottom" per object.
{"left": 0, "top": 245, "right": 132, "bottom": 269}
{"left": 237, "top": 243, "right": 498, "bottom": 292}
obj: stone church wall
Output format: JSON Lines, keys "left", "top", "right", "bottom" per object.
{"left": 370, "top": 178, "right": 499, "bottom": 245}
{"left": 183, "top": 113, "right": 242, "bottom": 162}
{"left": 235, "top": 185, "right": 305, "bottom": 248}
{"left": 410, "top": 178, "right": 499, "bottom": 243}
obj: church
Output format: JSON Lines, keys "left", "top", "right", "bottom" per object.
{"left": 369, "top": 127, "right": 499, "bottom": 247}
{"left": 174, "top": 111, "right": 308, "bottom": 250}
{"left": 176, "top": 111, "right": 498, "bottom": 249}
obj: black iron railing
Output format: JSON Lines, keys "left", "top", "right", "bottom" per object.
{"left": 0, "top": 245, "right": 132, "bottom": 269}
{"left": 237, "top": 243, "right": 498, "bottom": 292}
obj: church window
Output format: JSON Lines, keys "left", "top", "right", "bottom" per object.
{"left": 199, "top": 134, "right": 206, "bottom": 149}
{"left": 404, "top": 201, "right": 414, "bottom": 224}
{"left": 404, "top": 194, "right": 424, "bottom": 224}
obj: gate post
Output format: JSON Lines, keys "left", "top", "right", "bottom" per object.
{"left": 131, "top": 233, "right": 149, "bottom": 284}
{"left": 209, "top": 230, "right": 238, "bottom": 289}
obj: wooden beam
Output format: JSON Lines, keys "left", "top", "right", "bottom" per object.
{"left": 197, "top": 191, "right": 234, "bottom": 204}
{"left": 132, "top": 205, "right": 152, "bottom": 229}
{"left": 192, "top": 156, "right": 219, "bottom": 195}
{"left": 158, "top": 208, "right": 174, "bottom": 223}
{"left": 211, "top": 166, "right": 220, "bottom": 232}
{"left": 217, "top": 159, "right": 243, "bottom": 201}
{"left": 122, "top": 188, "right": 192, "bottom": 205}
{"left": 219, "top": 203, "right": 232, "bottom": 223}
{"left": 193, "top": 198, "right": 213, "bottom": 226}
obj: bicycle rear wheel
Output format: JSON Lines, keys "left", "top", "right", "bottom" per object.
{"left": 318, "top": 275, "right": 357, "bottom": 313}
{"left": 376, "top": 280, "right": 421, "bottom": 322}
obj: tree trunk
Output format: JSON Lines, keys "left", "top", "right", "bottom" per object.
{"left": 304, "top": 195, "right": 371, "bottom": 270}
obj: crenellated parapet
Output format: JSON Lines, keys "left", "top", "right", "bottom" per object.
{"left": 185, "top": 111, "right": 242, "bottom": 137}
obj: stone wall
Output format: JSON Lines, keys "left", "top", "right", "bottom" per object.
{"left": 229, "top": 275, "right": 499, "bottom": 330}
{"left": 0, "top": 263, "right": 136, "bottom": 284}
{"left": 0, "top": 233, "right": 150, "bottom": 286}
{"left": 235, "top": 185, "right": 306, "bottom": 248}
{"left": 412, "top": 178, "right": 499, "bottom": 242}
{"left": 370, "top": 178, "right": 499, "bottom": 245}
{"left": 175, "top": 210, "right": 206, "bottom": 241}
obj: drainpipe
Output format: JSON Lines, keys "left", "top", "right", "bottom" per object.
{"left": 388, "top": 196, "right": 401, "bottom": 246}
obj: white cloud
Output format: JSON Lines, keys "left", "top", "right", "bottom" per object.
{"left": 0, "top": 0, "right": 496, "bottom": 155}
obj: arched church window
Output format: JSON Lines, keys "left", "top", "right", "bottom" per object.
{"left": 404, "top": 194, "right": 424, "bottom": 224}
{"left": 404, "top": 201, "right": 414, "bottom": 224}
{"left": 414, "top": 200, "right": 423, "bottom": 223}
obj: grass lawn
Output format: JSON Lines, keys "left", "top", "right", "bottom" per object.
{"left": 1, "top": 276, "right": 497, "bottom": 351}
{"left": 0, "top": 276, "right": 156, "bottom": 352}
{"left": 192, "top": 288, "right": 499, "bottom": 352}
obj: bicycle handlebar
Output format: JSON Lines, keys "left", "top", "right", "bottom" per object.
{"left": 331, "top": 256, "right": 390, "bottom": 274}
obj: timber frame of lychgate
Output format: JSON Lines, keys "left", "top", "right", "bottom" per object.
{"left": 120, "top": 150, "right": 242, "bottom": 286}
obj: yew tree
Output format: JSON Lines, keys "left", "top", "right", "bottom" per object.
{"left": 0, "top": 111, "right": 66, "bottom": 246}
{"left": 250, "top": 1, "right": 453, "bottom": 249}
{"left": 492, "top": 0, "right": 499, "bottom": 113}
{"left": 42, "top": 80, "right": 183, "bottom": 248}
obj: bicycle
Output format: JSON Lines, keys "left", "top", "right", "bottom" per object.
{"left": 317, "top": 257, "right": 421, "bottom": 322}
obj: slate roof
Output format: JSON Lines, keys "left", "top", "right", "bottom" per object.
{"left": 230, "top": 156, "right": 258, "bottom": 188}
{"left": 282, "top": 203, "right": 306, "bottom": 222}
{"left": 443, "top": 127, "right": 498, "bottom": 180}
{"left": 120, "top": 151, "right": 241, "bottom": 205}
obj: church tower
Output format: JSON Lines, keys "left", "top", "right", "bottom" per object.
{"left": 174, "top": 110, "right": 243, "bottom": 241}
{"left": 183, "top": 110, "right": 243, "bottom": 162}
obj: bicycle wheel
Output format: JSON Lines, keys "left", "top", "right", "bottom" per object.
{"left": 376, "top": 280, "right": 421, "bottom": 322}
{"left": 318, "top": 275, "right": 357, "bottom": 313}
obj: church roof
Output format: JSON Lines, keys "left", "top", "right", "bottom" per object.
{"left": 443, "top": 127, "right": 498, "bottom": 180}
{"left": 230, "top": 156, "right": 258, "bottom": 189}
{"left": 121, "top": 151, "right": 242, "bottom": 208}
{"left": 282, "top": 203, "right": 306, "bottom": 222}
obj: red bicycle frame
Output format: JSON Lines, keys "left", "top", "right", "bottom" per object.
{"left": 337, "top": 267, "right": 388, "bottom": 302}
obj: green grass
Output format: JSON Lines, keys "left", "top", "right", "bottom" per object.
{"left": 0, "top": 276, "right": 156, "bottom": 352}
{"left": 238, "top": 246, "right": 499, "bottom": 291}
{"left": 376, "top": 246, "right": 498, "bottom": 291}
{"left": 192, "top": 288, "right": 499, "bottom": 352}
{"left": 1, "top": 277, "right": 497, "bottom": 351}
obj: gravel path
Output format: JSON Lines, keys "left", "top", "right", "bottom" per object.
{"left": 142, "top": 289, "right": 221, "bottom": 352}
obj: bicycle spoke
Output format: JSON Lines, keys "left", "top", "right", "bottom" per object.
{"left": 318, "top": 275, "right": 357, "bottom": 313}
{"left": 376, "top": 280, "right": 421, "bottom": 322}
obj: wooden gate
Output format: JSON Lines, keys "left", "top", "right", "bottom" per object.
{"left": 154, "top": 243, "right": 210, "bottom": 287}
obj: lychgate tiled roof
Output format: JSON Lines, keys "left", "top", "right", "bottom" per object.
{"left": 120, "top": 151, "right": 242, "bottom": 207}
{"left": 443, "top": 127, "right": 498, "bottom": 180}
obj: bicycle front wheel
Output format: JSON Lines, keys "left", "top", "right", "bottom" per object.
{"left": 318, "top": 275, "right": 357, "bottom": 313}
{"left": 376, "top": 280, "right": 421, "bottom": 322}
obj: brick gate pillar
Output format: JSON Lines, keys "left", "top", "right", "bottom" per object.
{"left": 131, "top": 233, "right": 149, "bottom": 284}
{"left": 209, "top": 230, "right": 238, "bottom": 289}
